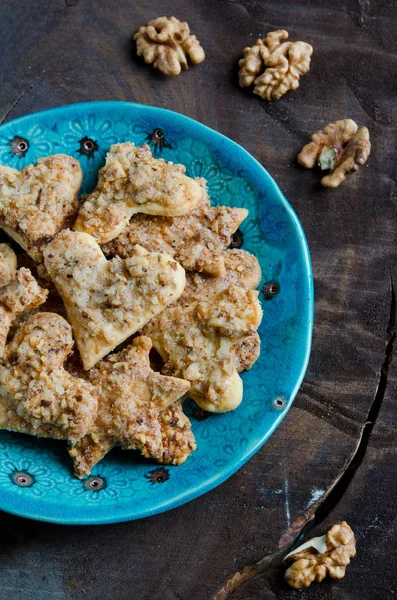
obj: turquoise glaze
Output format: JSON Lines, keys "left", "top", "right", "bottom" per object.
{"left": 0, "top": 102, "right": 313, "bottom": 524}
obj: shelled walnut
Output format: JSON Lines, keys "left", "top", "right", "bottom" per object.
{"left": 284, "top": 521, "right": 356, "bottom": 589}
{"left": 238, "top": 30, "right": 313, "bottom": 101}
{"left": 134, "top": 16, "right": 205, "bottom": 76}
{"left": 298, "top": 119, "right": 371, "bottom": 188}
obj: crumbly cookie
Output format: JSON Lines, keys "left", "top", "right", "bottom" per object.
{"left": 0, "top": 155, "right": 82, "bottom": 261}
{"left": 43, "top": 230, "right": 186, "bottom": 370}
{"left": 0, "top": 313, "right": 98, "bottom": 442}
{"left": 74, "top": 143, "right": 203, "bottom": 244}
{"left": 69, "top": 336, "right": 193, "bottom": 478}
{"left": 143, "top": 250, "right": 262, "bottom": 412}
{"left": 102, "top": 180, "right": 248, "bottom": 277}
{"left": 0, "top": 244, "right": 48, "bottom": 357}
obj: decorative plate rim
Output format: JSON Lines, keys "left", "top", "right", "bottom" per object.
{"left": 0, "top": 101, "right": 313, "bottom": 525}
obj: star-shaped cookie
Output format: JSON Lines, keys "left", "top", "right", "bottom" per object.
{"left": 102, "top": 179, "right": 248, "bottom": 277}
{"left": 43, "top": 230, "right": 186, "bottom": 369}
{"left": 0, "top": 313, "right": 98, "bottom": 442}
{"left": 69, "top": 336, "right": 193, "bottom": 478}
{"left": 74, "top": 143, "right": 203, "bottom": 243}
{"left": 0, "top": 154, "right": 82, "bottom": 261}
{"left": 143, "top": 249, "right": 262, "bottom": 412}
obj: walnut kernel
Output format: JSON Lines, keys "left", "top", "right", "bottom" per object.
{"left": 238, "top": 30, "right": 313, "bottom": 101}
{"left": 284, "top": 521, "right": 356, "bottom": 589}
{"left": 134, "top": 16, "right": 205, "bottom": 76}
{"left": 298, "top": 119, "right": 371, "bottom": 188}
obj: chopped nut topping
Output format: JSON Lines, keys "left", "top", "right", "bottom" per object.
{"left": 158, "top": 400, "right": 196, "bottom": 465}
{"left": 284, "top": 521, "right": 356, "bottom": 589}
{"left": 134, "top": 16, "right": 205, "bottom": 76}
{"left": 238, "top": 30, "right": 313, "bottom": 101}
{"left": 298, "top": 119, "right": 371, "bottom": 188}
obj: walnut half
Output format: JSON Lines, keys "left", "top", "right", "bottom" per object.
{"left": 134, "top": 16, "right": 205, "bottom": 76}
{"left": 284, "top": 521, "right": 356, "bottom": 589}
{"left": 238, "top": 30, "right": 313, "bottom": 101}
{"left": 298, "top": 119, "right": 371, "bottom": 188}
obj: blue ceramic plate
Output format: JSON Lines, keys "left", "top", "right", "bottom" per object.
{"left": 0, "top": 101, "right": 313, "bottom": 524}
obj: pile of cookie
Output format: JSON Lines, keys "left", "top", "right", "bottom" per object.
{"left": 0, "top": 143, "right": 262, "bottom": 477}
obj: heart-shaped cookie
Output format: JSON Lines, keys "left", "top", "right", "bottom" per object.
{"left": 74, "top": 143, "right": 203, "bottom": 243}
{"left": 0, "top": 154, "right": 82, "bottom": 261}
{"left": 43, "top": 230, "right": 186, "bottom": 369}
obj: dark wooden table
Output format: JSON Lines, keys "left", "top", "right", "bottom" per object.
{"left": 0, "top": 1, "right": 396, "bottom": 598}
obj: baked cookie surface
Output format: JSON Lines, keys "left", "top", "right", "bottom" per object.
{"left": 43, "top": 230, "right": 186, "bottom": 369}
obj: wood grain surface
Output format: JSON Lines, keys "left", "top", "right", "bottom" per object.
{"left": 0, "top": 1, "right": 396, "bottom": 598}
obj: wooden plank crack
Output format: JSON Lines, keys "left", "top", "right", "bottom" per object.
{"left": 0, "top": 79, "right": 41, "bottom": 125}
